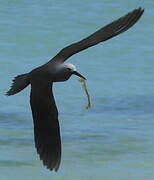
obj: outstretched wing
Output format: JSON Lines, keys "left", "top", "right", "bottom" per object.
{"left": 30, "top": 81, "right": 61, "bottom": 171}
{"left": 52, "top": 7, "right": 144, "bottom": 62}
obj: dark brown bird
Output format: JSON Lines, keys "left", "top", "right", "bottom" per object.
{"left": 6, "top": 7, "right": 144, "bottom": 171}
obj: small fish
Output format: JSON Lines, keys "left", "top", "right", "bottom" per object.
{"left": 79, "top": 78, "right": 92, "bottom": 109}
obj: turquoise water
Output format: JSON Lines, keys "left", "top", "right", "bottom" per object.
{"left": 1, "top": 0, "right": 154, "bottom": 179}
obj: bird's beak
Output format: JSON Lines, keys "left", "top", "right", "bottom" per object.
{"left": 73, "top": 71, "right": 86, "bottom": 80}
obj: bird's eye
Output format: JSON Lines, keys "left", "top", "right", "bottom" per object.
{"left": 67, "top": 68, "right": 72, "bottom": 71}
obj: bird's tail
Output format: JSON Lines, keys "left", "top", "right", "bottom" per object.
{"left": 6, "top": 73, "right": 30, "bottom": 96}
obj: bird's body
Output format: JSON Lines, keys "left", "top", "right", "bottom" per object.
{"left": 7, "top": 8, "right": 144, "bottom": 171}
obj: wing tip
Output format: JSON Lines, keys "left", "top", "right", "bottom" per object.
{"left": 43, "top": 161, "right": 60, "bottom": 172}
{"left": 36, "top": 146, "right": 61, "bottom": 172}
{"left": 135, "top": 7, "right": 144, "bottom": 14}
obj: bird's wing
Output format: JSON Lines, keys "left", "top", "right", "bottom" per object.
{"left": 52, "top": 7, "right": 144, "bottom": 63}
{"left": 30, "top": 81, "right": 61, "bottom": 171}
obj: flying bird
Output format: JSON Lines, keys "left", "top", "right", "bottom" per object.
{"left": 6, "top": 7, "right": 144, "bottom": 171}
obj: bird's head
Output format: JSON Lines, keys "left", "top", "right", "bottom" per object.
{"left": 53, "top": 63, "right": 86, "bottom": 82}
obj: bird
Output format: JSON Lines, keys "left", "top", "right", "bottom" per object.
{"left": 6, "top": 7, "right": 144, "bottom": 171}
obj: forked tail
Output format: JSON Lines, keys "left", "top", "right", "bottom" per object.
{"left": 6, "top": 73, "right": 30, "bottom": 96}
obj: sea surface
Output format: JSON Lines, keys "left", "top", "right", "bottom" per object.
{"left": 0, "top": 0, "right": 154, "bottom": 179}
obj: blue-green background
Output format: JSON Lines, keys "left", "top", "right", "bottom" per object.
{"left": 0, "top": 0, "right": 154, "bottom": 179}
